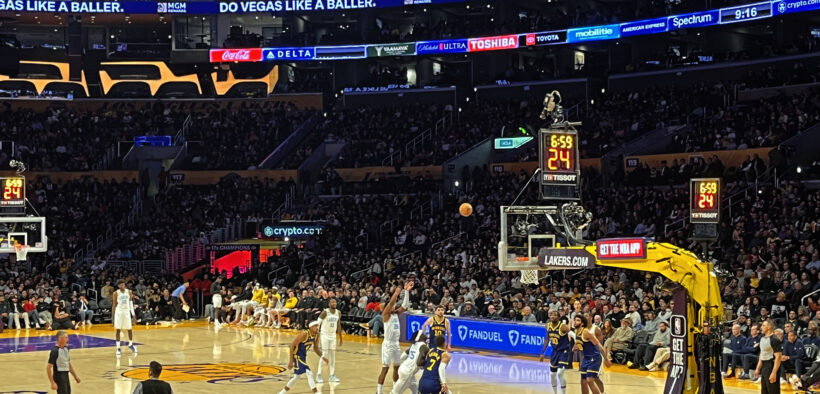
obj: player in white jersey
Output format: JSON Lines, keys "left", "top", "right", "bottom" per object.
{"left": 390, "top": 331, "right": 429, "bottom": 394}
{"left": 378, "top": 281, "right": 414, "bottom": 394}
{"left": 315, "top": 297, "right": 343, "bottom": 383}
{"left": 112, "top": 280, "right": 137, "bottom": 356}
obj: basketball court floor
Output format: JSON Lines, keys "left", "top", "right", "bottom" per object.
{"left": 0, "top": 322, "right": 778, "bottom": 393}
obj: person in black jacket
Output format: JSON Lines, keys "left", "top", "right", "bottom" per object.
{"left": 0, "top": 293, "right": 9, "bottom": 332}
{"left": 132, "top": 361, "right": 173, "bottom": 394}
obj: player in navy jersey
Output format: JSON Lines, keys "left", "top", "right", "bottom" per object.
{"left": 541, "top": 310, "right": 573, "bottom": 393}
{"left": 421, "top": 306, "right": 451, "bottom": 351}
{"left": 418, "top": 336, "right": 451, "bottom": 394}
{"left": 574, "top": 315, "right": 610, "bottom": 394}
{"left": 278, "top": 321, "right": 327, "bottom": 394}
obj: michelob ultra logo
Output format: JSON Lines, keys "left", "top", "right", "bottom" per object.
{"left": 121, "top": 363, "right": 286, "bottom": 383}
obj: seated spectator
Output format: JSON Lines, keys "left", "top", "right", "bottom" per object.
{"left": 604, "top": 317, "right": 634, "bottom": 360}
{"left": 782, "top": 330, "right": 807, "bottom": 380}
{"left": 629, "top": 321, "right": 670, "bottom": 370}
{"left": 739, "top": 324, "right": 762, "bottom": 380}
{"left": 723, "top": 324, "right": 747, "bottom": 378}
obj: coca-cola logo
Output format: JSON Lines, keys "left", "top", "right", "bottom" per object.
{"left": 210, "top": 48, "right": 261, "bottom": 63}
{"left": 222, "top": 50, "right": 250, "bottom": 61}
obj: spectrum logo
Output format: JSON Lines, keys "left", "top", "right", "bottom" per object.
{"left": 668, "top": 10, "right": 718, "bottom": 29}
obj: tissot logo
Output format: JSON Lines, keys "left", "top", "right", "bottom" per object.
{"left": 508, "top": 330, "right": 520, "bottom": 347}
{"left": 458, "top": 325, "right": 468, "bottom": 341}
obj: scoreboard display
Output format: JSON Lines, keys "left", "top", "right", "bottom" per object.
{"left": 0, "top": 177, "right": 24, "bottom": 207}
{"left": 539, "top": 129, "right": 580, "bottom": 200}
{"left": 690, "top": 178, "right": 720, "bottom": 224}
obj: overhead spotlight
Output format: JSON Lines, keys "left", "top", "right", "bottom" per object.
{"left": 797, "top": 166, "right": 803, "bottom": 174}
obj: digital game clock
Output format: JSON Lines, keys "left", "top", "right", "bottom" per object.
{"left": 720, "top": 2, "right": 772, "bottom": 23}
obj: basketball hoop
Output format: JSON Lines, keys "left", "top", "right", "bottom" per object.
{"left": 520, "top": 269, "right": 539, "bottom": 285}
{"left": 13, "top": 244, "right": 28, "bottom": 261}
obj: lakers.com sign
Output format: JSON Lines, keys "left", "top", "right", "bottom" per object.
{"left": 120, "top": 363, "right": 286, "bottom": 384}
{"left": 405, "top": 315, "right": 551, "bottom": 357}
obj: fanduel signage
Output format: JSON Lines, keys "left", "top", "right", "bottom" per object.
{"left": 415, "top": 39, "right": 468, "bottom": 54}
{"left": 667, "top": 10, "right": 719, "bottom": 29}
{"left": 405, "top": 315, "right": 550, "bottom": 357}
{"left": 566, "top": 24, "right": 620, "bottom": 43}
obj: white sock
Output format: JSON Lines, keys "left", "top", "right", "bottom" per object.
{"left": 550, "top": 371, "right": 558, "bottom": 391}
{"left": 116, "top": 341, "right": 120, "bottom": 348}
{"left": 377, "top": 383, "right": 383, "bottom": 394}
{"left": 128, "top": 341, "right": 133, "bottom": 346}
{"left": 557, "top": 368, "right": 566, "bottom": 388}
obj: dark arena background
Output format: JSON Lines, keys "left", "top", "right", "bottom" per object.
{"left": 0, "top": 0, "right": 819, "bottom": 393}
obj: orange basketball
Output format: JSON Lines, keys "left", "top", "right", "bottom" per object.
{"left": 459, "top": 203, "right": 473, "bottom": 217}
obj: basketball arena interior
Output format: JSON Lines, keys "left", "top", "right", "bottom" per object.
{"left": 0, "top": 0, "right": 819, "bottom": 393}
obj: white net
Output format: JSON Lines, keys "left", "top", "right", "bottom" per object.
{"left": 14, "top": 244, "right": 28, "bottom": 261}
{"left": 520, "top": 269, "right": 539, "bottom": 285}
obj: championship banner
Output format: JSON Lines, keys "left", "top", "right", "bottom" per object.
{"left": 664, "top": 286, "right": 689, "bottom": 394}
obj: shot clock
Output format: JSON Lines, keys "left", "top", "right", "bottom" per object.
{"left": 719, "top": 2, "right": 772, "bottom": 23}
{"left": 539, "top": 128, "right": 580, "bottom": 200}
{"left": 690, "top": 178, "right": 720, "bottom": 224}
{"left": 0, "top": 177, "right": 24, "bottom": 207}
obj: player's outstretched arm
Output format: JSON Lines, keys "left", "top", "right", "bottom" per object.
{"left": 396, "top": 281, "right": 414, "bottom": 314}
{"left": 382, "top": 286, "right": 401, "bottom": 320}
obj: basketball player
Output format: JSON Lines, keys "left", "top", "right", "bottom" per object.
{"left": 316, "top": 297, "right": 342, "bottom": 383}
{"left": 540, "top": 310, "right": 572, "bottom": 393}
{"left": 112, "top": 280, "right": 137, "bottom": 356}
{"left": 378, "top": 281, "right": 414, "bottom": 394}
{"left": 278, "top": 320, "right": 327, "bottom": 394}
{"left": 574, "top": 315, "right": 610, "bottom": 394}
{"left": 391, "top": 331, "right": 428, "bottom": 394}
{"left": 420, "top": 305, "right": 451, "bottom": 351}
{"left": 418, "top": 336, "right": 450, "bottom": 394}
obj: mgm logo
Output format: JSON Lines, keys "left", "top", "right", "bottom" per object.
{"left": 115, "top": 363, "right": 287, "bottom": 384}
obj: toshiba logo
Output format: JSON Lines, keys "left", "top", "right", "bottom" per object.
{"left": 468, "top": 35, "right": 518, "bottom": 52}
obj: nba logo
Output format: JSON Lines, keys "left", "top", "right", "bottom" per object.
{"left": 672, "top": 316, "right": 684, "bottom": 336}
{"left": 526, "top": 34, "right": 536, "bottom": 46}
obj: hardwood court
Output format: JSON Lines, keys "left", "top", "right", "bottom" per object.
{"left": 0, "top": 322, "right": 770, "bottom": 393}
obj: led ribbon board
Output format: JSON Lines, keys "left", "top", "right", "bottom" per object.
{"left": 210, "top": 0, "right": 803, "bottom": 62}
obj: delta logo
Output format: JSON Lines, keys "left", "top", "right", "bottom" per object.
{"left": 118, "top": 363, "right": 286, "bottom": 384}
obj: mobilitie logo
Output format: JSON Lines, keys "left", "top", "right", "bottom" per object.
{"left": 566, "top": 24, "right": 620, "bottom": 43}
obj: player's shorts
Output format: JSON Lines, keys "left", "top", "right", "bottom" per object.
{"left": 580, "top": 353, "right": 603, "bottom": 379}
{"left": 391, "top": 367, "right": 419, "bottom": 394}
{"left": 550, "top": 348, "right": 572, "bottom": 371}
{"left": 418, "top": 377, "right": 441, "bottom": 394}
{"left": 113, "top": 309, "right": 132, "bottom": 330}
{"left": 321, "top": 336, "right": 337, "bottom": 351}
{"left": 293, "top": 356, "right": 311, "bottom": 375}
{"left": 381, "top": 342, "right": 402, "bottom": 366}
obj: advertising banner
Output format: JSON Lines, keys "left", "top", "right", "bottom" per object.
{"left": 405, "top": 315, "right": 551, "bottom": 357}
{"left": 259, "top": 221, "right": 325, "bottom": 239}
{"left": 566, "top": 24, "right": 620, "bottom": 43}
{"left": 0, "top": 0, "right": 470, "bottom": 14}
{"left": 667, "top": 10, "right": 720, "bottom": 30}
{"left": 520, "top": 31, "right": 567, "bottom": 46}
{"left": 415, "top": 39, "right": 469, "bottom": 55}
{"left": 468, "top": 35, "right": 519, "bottom": 52}
{"left": 314, "top": 45, "right": 367, "bottom": 59}
{"left": 367, "top": 43, "right": 416, "bottom": 57}
{"left": 262, "top": 47, "right": 316, "bottom": 61}
{"left": 210, "top": 48, "right": 264, "bottom": 63}
{"left": 619, "top": 17, "right": 668, "bottom": 37}
{"left": 664, "top": 286, "right": 689, "bottom": 394}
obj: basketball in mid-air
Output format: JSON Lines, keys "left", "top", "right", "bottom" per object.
{"left": 459, "top": 203, "right": 473, "bottom": 217}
